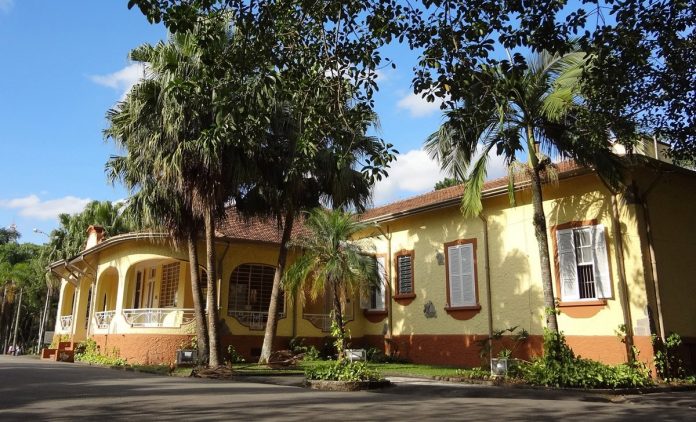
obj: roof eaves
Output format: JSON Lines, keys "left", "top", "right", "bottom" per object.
{"left": 364, "top": 165, "right": 591, "bottom": 224}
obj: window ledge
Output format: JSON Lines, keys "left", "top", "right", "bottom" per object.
{"left": 444, "top": 304, "right": 481, "bottom": 321}
{"left": 393, "top": 293, "right": 416, "bottom": 305}
{"left": 363, "top": 309, "right": 388, "bottom": 315}
{"left": 557, "top": 299, "right": 607, "bottom": 318}
{"left": 363, "top": 309, "right": 388, "bottom": 323}
{"left": 558, "top": 299, "right": 607, "bottom": 307}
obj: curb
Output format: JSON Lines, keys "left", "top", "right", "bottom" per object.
{"left": 389, "top": 375, "right": 696, "bottom": 396}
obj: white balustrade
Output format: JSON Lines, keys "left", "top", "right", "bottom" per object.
{"left": 122, "top": 308, "right": 195, "bottom": 328}
{"left": 94, "top": 310, "right": 116, "bottom": 329}
{"left": 228, "top": 310, "right": 285, "bottom": 330}
{"left": 59, "top": 315, "right": 73, "bottom": 331}
{"left": 304, "top": 313, "right": 332, "bottom": 332}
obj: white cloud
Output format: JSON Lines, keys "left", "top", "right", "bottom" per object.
{"left": 372, "top": 149, "right": 447, "bottom": 205}
{"left": 0, "top": 0, "right": 13, "bottom": 14}
{"left": 372, "top": 148, "right": 510, "bottom": 206}
{"left": 89, "top": 63, "right": 146, "bottom": 100}
{"left": 0, "top": 195, "right": 91, "bottom": 220}
{"left": 396, "top": 92, "right": 444, "bottom": 118}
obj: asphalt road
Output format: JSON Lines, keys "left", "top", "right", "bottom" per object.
{"left": 1, "top": 355, "right": 694, "bottom": 421}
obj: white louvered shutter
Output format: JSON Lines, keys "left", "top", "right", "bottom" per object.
{"left": 360, "top": 291, "right": 370, "bottom": 309}
{"left": 447, "top": 245, "right": 462, "bottom": 306}
{"left": 557, "top": 228, "right": 579, "bottom": 301}
{"left": 460, "top": 244, "right": 476, "bottom": 306}
{"left": 591, "top": 224, "right": 611, "bottom": 298}
{"left": 375, "top": 256, "right": 386, "bottom": 310}
{"left": 448, "top": 244, "right": 476, "bottom": 306}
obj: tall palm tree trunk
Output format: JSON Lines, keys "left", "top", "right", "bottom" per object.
{"left": 204, "top": 208, "right": 221, "bottom": 367}
{"left": 187, "top": 229, "right": 209, "bottom": 364}
{"left": 258, "top": 210, "right": 294, "bottom": 364}
{"left": 36, "top": 284, "right": 51, "bottom": 353}
{"left": 527, "top": 126, "right": 559, "bottom": 333}
{"left": 0, "top": 284, "right": 7, "bottom": 351}
{"left": 11, "top": 288, "right": 22, "bottom": 352}
{"left": 332, "top": 284, "right": 346, "bottom": 358}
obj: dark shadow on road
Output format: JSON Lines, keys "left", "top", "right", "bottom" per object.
{"left": 1, "top": 356, "right": 694, "bottom": 421}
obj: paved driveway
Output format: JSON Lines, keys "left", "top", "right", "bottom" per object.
{"left": 1, "top": 355, "right": 694, "bottom": 421}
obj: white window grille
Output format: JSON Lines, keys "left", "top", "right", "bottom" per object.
{"left": 227, "top": 264, "right": 283, "bottom": 329}
{"left": 159, "top": 262, "right": 180, "bottom": 308}
{"left": 367, "top": 256, "right": 386, "bottom": 310}
{"left": 396, "top": 253, "right": 414, "bottom": 294}
{"left": 556, "top": 224, "right": 611, "bottom": 301}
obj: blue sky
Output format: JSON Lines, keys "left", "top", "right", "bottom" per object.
{"left": 0, "top": 1, "right": 507, "bottom": 245}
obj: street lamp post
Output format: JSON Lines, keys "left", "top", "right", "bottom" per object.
{"left": 33, "top": 228, "right": 55, "bottom": 354}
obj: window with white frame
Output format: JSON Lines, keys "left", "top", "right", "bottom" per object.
{"left": 395, "top": 251, "right": 414, "bottom": 295}
{"left": 368, "top": 256, "right": 387, "bottom": 310}
{"left": 227, "top": 263, "right": 283, "bottom": 317}
{"left": 445, "top": 241, "right": 477, "bottom": 307}
{"left": 556, "top": 224, "right": 611, "bottom": 301}
{"left": 159, "top": 262, "right": 180, "bottom": 308}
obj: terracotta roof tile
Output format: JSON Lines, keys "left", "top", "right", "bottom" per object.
{"left": 361, "top": 160, "right": 582, "bottom": 222}
{"left": 216, "top": 208, "right": 307, "bottom": 244}
{"left": 216, "top": 161, "right": 583, "bottom": 238}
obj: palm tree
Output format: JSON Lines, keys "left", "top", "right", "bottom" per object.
{"left": 48, "top": 201, "right": 136, "bottom": 261}
{"left": 105, "top": 152, "right": 211, "bottom": 362}
{"left": 103, "top": 30, "right": 220, "bottom": 363}
{"left": 425, "top": 51, "right": 623, "bottom": 333}
{"left": 283, "top": 209, "right": 381, "bottom": 356}
{"left": 106, "top": 16, "right": 262, "bottom": 367}
{"left": 239, "top": 103, "right": 384, "bottom": 363}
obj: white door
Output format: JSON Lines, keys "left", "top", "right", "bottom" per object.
{"left": 144, "top": 267, "right": 156, "bottom": 308}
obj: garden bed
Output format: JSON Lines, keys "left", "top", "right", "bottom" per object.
{"left": 306, "top": 379, "right": 392, "bottom": 391}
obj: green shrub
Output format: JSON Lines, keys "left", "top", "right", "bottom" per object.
{"left": 304, "top": 346, "right": 321, "bottom": 361}
{"left": 455, "top": 367, "right": 491, "bottom": 380}
{"left": 319, "top": 336, "right": 338, "bottom": 360}
{"left": 225, "top": 345, "right": 246, "bottom": 364}
{"left": 653, "top": 333, "right": 688, "bottom": 381}
{"left": 74, "top": 339, "right": 127, "bottom": 366}
{"left": 289, "top": 337, "right": 308, "bottom": 354}
{"left": 305, "top": 360, "right": 384, "bottom": 382}
{"left": 518, "top": 330, "right": 652, "bottom": 389}
{"left": 365, "top": 347, "right": 405, "bottom": 363}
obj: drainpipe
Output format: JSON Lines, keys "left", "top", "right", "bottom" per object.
{"left": 599, "top": 177, "right": 636, "bottom": 362}
{"left": 610, "top": 193, "right": 635, "bottom": 361}
{"left": 478, "top": 213, "right": 494, "bottom": 365}
{"left": 216, "top": 241, "right": 232, "bottom": 310}
{"left": 385, "top": 225, "right": 394, "bottom": 355}
{"left": 634, "top": 176, "right": 666, "bottom": 340}
{"left": 292, "top": 290, "right": 298, "bottom": 339}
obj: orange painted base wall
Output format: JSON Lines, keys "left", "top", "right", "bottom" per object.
{"left": 357, "top": 334, "right": 654, "bottom": 368}
{"left": 90, "top": 333, "right": 655, "bottom": 368}
{"left": 92, "top": 334, "right": 194, "bottom": 365}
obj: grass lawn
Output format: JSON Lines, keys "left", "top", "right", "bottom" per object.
{"left": 122, "top": 360, "right": 488, "bottom": 380}
{"left": 229, "top": 360, "right": 487, "bottom": 379}
{"left": 366, "top": 362, "right": 474, "bottom": 378}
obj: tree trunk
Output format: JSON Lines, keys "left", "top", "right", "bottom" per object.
{"left": 0, "top": 284, "right": 7, "bottom": 352}
{"left": 204, "top": 208, "right": 221, "bottom": 367}
{"left": 527, "top": 126, "right": 559, "bottom": 333}
{"left": 37, "top": 284, "right": 51, "bottom": 353}
{"left": 11, "top": 288, "right": 22, "bottom": 352}
{"left": 187, "top": 229, "right": 209, "bottom": 364}
{"left": 258, "top": 210, "right": 295, "bottom": 364}
{"left": 332, "top": 284, "right": 346, "bottom": 358}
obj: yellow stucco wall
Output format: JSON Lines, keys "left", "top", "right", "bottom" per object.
{"left": 637, "top": 168, "right": 696, "bottom": 337}
{"left": 55, "top": 170, "right": 685, "bottom": 349}
{"left": 358, "top": 173, "right": 653, "bottom": 339}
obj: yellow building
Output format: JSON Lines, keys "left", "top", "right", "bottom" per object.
{"left": 49, "top": 158, "right": 696, "bottom": 368}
